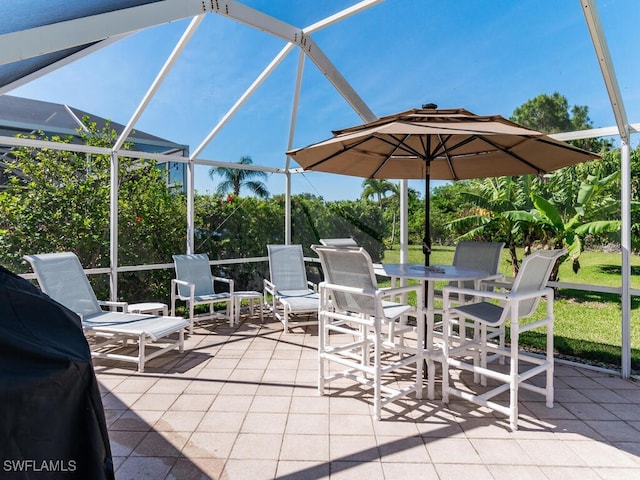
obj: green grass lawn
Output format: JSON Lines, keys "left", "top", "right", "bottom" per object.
{"left": 382, "top": 245, "right": 640, "bottom": 373}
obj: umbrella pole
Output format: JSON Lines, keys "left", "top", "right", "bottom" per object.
{"left": 423, "top": 169, "right": 431, "bottom": 266}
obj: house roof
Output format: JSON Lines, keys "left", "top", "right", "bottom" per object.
{"left": 0, "top": 94, "right": 187, "bottom": 154}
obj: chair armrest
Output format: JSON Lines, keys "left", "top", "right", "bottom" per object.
{"left": 379, "top": 284, "right": 422, "bottom": 299}
{"left": 480, "top": 276, "right": 512, "bottom": 291}
{"left": 212, "top": 275, "right": 233, "bottom": 285}
{"left": 264, "top": 279, "right": 276, "bottom": 295}
{"left": 481, "top": 273, "right": 506, "bottom": 283}
{"left": 321, "top": 282, "right": 377, "bottom": 298}
{"left": 443, "top": 284, "right": 553, "bottom": 303}
{"left": 212, "top": 276, "right": 234, "bottom": 295}
{"left": 98, "top": 300, "right": 128, "bottom": 312}
{"left": 171, "top": 278, "right": 194, "bottom": 301}
{"left": 322, "top": 282, "right": 421, "bottom": 302}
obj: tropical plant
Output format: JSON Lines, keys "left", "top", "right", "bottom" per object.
{"left": 503, "top": 170, "right": 621, "bottom": 280}
{"left": 447, "top": 175, "right": 538, "bottom": 275}
{"left": 208, "top": 155, "right": 269, "bottom": 198}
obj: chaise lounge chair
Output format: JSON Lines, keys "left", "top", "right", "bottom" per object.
{"left": 25, "top": 252, "right": 189, "bottom": 373}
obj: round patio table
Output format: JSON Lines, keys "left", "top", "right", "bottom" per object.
{"left": 374, "top": 263, "right": 490, "bottom": 398}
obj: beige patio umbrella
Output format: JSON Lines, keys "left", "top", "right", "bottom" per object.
{"left": 287, "top": 106, "right": 600, "bottom": 265}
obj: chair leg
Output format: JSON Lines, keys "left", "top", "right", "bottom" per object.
{"left": 416, "top": 313, "right": 425, "bottom": 400}
{"left": 360, "top": 323, "right": 368, "bottom": 370}
{"left": 509, "top": 329, "right": 519, "bottom": 432}
{"left": 373, "top": 324, "right": 382, "bottom": 420}
{"left": 189, "top": 301, "right": 194, "bottom": 334}
{"left": 318, "top": 313, "right": 326, "bottom": 396}
{"left": 441, "top": 311, "right": 450, "bottom": 404}
{"left": 479, "top": 324, "right": 487, "bottom": 386}
{"left": 545, "top": 301, "right": 555, "bottom": 408}
{"left": 283, "top": 305, "right": 289, "bottom": 332}
{"left": 138, "top": 334, "right": 146, "bottom": 373}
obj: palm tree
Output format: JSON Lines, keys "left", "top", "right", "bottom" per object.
{"left": 208, "top": 156, "right": 269, "bottom": 198}
{"left": 361, "top": 179, "right": 398, "bottom": 206}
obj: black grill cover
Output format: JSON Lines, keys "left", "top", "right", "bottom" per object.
{"left": 0, "top": 265, "right": 114, "bottom": 479}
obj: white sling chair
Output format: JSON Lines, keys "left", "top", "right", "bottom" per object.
{"left": 25, "top": 252, "right": 188, "bottom": 373}
{"left": 171, "top": 253, "right": 234, "bottom": 334}
{"left": 441, "top": 248, "right": 566, "bottom": 431}
{"left": 264, "top": 244, "right": 319, "bottom": 332}
{"left": 312, "top": 244, "right": 427, "bottom": 420}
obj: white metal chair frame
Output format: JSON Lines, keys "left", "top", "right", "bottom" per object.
{"left": 441, "top": 249, "right": 566, "bottom": 431}
{"left": 313, "top": 245, "right": 427, "bottom": 420}
{"left": 264, "top": 244, "right": 319, "bottom": 331}
{"left": 171, "top": 253, "right": 234, "bottom": 334}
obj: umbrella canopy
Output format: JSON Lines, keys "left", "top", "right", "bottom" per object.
{"left": 287, "top": 107, "right": 600, "bottom": 265}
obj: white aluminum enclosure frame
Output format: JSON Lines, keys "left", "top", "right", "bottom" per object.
{"left": 0, "top": 0, "right": 637, "bottom": 376}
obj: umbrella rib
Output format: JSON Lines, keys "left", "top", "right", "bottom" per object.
{"left": 369, "top": 133, "right": 424, "bottom": 177}
{"left": 375, "top": 134, "right": 429, "bottom": 160}
{"left": 436, "top": 134, "right": 459, "bottom": 180}
{"left": 479, "top": 135, "right": 545, "bottom": 174}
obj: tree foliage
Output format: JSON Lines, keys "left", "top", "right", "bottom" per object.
{"left": 191, "top": 193, "right": 385, "bottom": 290}
{"left": 428, "top": 92, "right": 627, "bottom": 277}
{"left": 0, "top": 118, "right": 186, "bottom": 300}
{"left": 510, "top": 91, "right": 613, "bottom": 152}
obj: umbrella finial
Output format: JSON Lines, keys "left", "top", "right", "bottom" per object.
{"left": 422, "top": 103, "right": 438, "bottom": 109}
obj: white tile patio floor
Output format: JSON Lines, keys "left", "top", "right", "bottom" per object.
{"left": 96, "top": 312, "right": 640, "bottom": 480}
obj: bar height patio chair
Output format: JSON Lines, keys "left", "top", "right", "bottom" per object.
{"left": 441, "top": 248, "right": 567, "bottom": 431}
{"left": 433, "top": 241, "right": 506, "bottom": 363}
{"left": 312, "top": 244, "right": 427, "bottom": 420}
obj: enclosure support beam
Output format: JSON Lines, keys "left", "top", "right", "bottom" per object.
{"left": 187, "top": 158, "right": 195, "bottom": 254}
{"left": 581, "top": 0, "right": 632, "bottom": 377}
{"left": 284, "top": 49, "right": 306, "bottom": 245}
{"left": 114, "top": 15, "right": 204, "bottom": 152}
{"left": 620, "top": 140, "right": 632, "bottom": 377}
{"left": 109, "top": 152, "right": 119, "bottom": 301}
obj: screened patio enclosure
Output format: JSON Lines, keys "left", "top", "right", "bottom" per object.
{"left": 0, "top": 94, "right": 189, "bottom": 191}
{"left": 0, "top": 0, "right": 638, "bottom": 376}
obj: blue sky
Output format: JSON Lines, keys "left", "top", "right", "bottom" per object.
{"left": 11, "top": 0, "right": 640, "bottom": 201}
